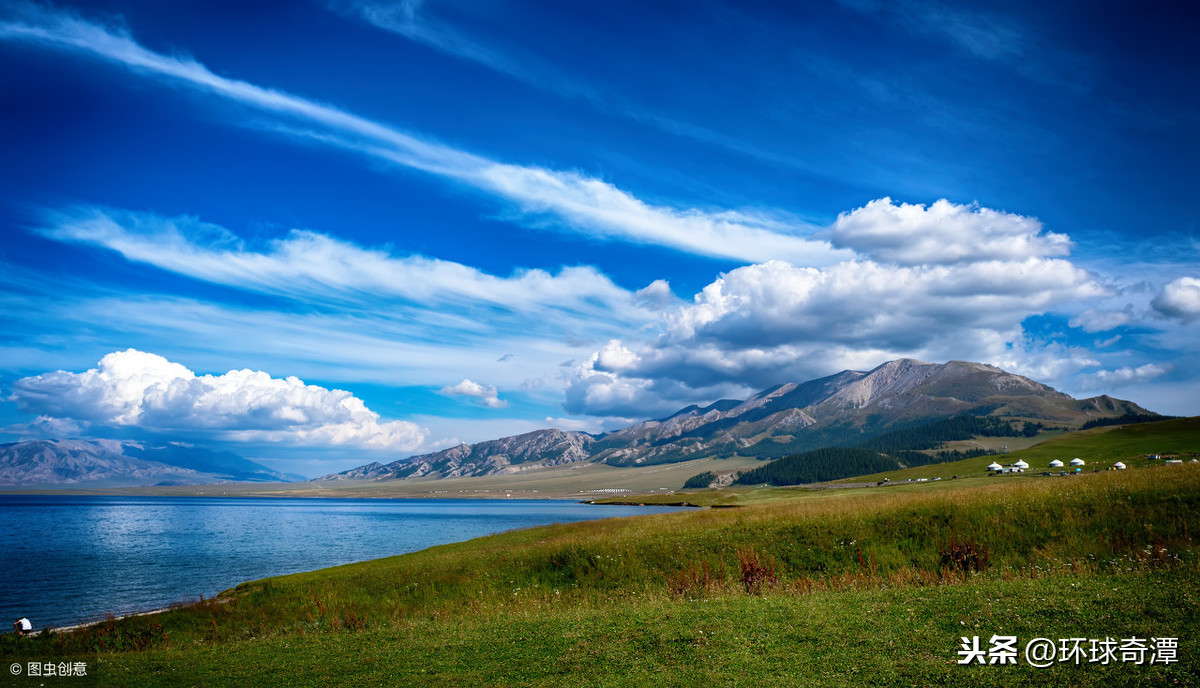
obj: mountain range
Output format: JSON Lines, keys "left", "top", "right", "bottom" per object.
{"left": 0, "top": 439, "right": 304, "bottom": 487}
{"left": 321, "top": 359, "right": 1153, "bottom": 482}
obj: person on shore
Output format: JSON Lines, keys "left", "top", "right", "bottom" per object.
{"left": 13, "top": 617, "right": 32, "bottom": 636}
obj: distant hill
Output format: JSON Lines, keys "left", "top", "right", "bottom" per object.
{"left": 0, "top": 439, "right": 303, "bottom": 488}
{"left": 320, "top": 359, "right": 1155, "bottom": 482}
{"left": 319, "top": 429, "right": 592, "bottom": 481}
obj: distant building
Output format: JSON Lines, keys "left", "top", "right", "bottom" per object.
{"left": 1049, "top": 459, "right": 1064, "bottom": 468}
{"left": 1070, "top": 458, "right": 1086, "bottom": 466}
{"left": 1013, "top": 460, "right": 1029, "bottom": 469}
{"left": 987, "top": 462, "right": 1002, "bottom": 472}
{"left": 1113, "top": 462, "right": 1126, "bottom": 470}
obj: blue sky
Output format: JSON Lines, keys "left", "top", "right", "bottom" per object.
{"left": 1, "top": 0, "right": 1197, "bottom": 476}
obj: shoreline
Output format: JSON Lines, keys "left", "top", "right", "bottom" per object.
{"left": 29, "top": 605, "right": 176, "bottom": 637}
{"left": 8, "top": 498, "right": 683, "bottom": 634}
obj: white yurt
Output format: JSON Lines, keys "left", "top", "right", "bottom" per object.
{"left": 1049, "top": 459, "right": 1064, "bottom": 468}
{"left": 1113, "top": 462, "right": 1126, "bottom": 470}
{"left": 1014, "top": 459, "right": 1029, "bottom": 469}
{"left": 987, "top": 462, "right": 1003, "bottom": 471}
{"left": 1070, "top": 458, "right": 1085, "bottom": 466}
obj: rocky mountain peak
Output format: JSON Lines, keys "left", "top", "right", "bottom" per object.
{"left": 320, "top": 359, "right": 1156, "bottom": 481}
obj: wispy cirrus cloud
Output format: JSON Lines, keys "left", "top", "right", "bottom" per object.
{"left": 39, "top": 207, "right": 643, "bottom": 315}
{"left": 0, "top": 247, "right": 634, "bottom": 439}
{"left": 334, "top": 0, "right": 603, "bottom": 102}
{"left": 838, "top": 0, "right": 1027, "bottom": 62}
{"left": 0, "top": 3, "right": 842, "bottom": 266}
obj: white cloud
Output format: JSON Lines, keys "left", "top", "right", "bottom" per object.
{"left": 1078, "top": 363, "right": 1171, "bottom": 391}
{"left": 1151, "top": 276, "right": 1200, "bottom": 321}
{"left": 0, "top": 5, "right": 841, "bottom": 265}
{"left": 564, "top": 243, "right": 1106, "bottom": 416}
{"left": 41, "top": 208, "right": 638, "bottom": 314}
{"left": 666, "top": 258, "right": 1099, "bottom": 349}
{"left": 471, "top": 164, "right": 842, "bottom": 264}
{"left": 12, "top": 206, "right": 663, "bottom": 404}
{"left": 6, "top": 415, "right": 89, "bottom": 440}
{"left": 542, "top": 416, "right": 606, "bottom": 434}
{"left": 827, "top": 198, "right": 1071, "bottom": 265}
{"left": 564, "top": 342, "right": 755, "bottom": 417}
{"left": 1069, "top": 308, "right": 1133, "bottom": 333}
{"left": 562, "top": 364, "right": 684, "bottom": 418}
{"left": 632, "top": 279, "right": 677, "bottom": 309}
{"left": 10, "top": 349, "right": 428, "bottom": 450}
{"left": 439, "top": 378, "right": 507, "bottom": 408}
{"left": 17, "top": 197, "right": 1174, "bottom": 426}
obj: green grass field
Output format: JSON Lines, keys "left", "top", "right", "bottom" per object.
{"left": 848, "top": 416, "right": 1200, "bottom": 483}
{"left": 590, "top": 416, "right": 1200, "bottom": 507}
{"left": 4, "top": 449, "right": 1198, "bottom": 686}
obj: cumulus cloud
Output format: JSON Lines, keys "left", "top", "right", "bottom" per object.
{"left": 1078, "top": 363, "right": 1170, "bottom": 390}
{"left": 563, "top": 342, "right": 753, "bottom": 417}
{"left": 10, "top": 349, "right": 427, "bottom": 450}
{"left": 565, "top": 223, "right": 1105, "bottom": 416}
{"left": 563, "top": 362, "right": 675, "bottom": 418}
{"left": 557, "top": 198, "right": 1112, "bottom": 418}
{"left": 439, "top": 379, "right": 507, "bottom": 408}
{"left": 1151, "top": 276, "right": 1200, "bottom": 321}
{"left": 666, "top": 258, "right": 1099, "bottom": 351}
{"left": 827, "top": 198, "right": 1071, "bottom": 265}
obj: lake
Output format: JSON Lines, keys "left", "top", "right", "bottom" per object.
{"left": 0, "top": 495, "right": 682, "bottom": 630}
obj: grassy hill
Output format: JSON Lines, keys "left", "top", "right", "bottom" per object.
{"left": 648, "top": 417, "right": 1197, "bottom": 500}
{"left": 845, "top": 416, "right": 1200, "bottom": 484}
{"left": 4, "top": 456, "right": 1198, "bottom": 686}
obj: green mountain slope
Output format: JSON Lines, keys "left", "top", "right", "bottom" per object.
{"left": 849, "top": 416, "right": 1200, "bottom": 483}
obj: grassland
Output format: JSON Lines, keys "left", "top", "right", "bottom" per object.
{"left": 846, "top": 415, "right": 1200, "bottom": 484}
{"left": 4, "top": 457, "right": 1198, "bottom": 686}
{"left": 589, "top": 416, "right": 1200, "bottom": 507}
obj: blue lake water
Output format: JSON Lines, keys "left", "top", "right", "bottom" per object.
{"left": 0, "top": 495, "right": 682, "bottom": 630}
